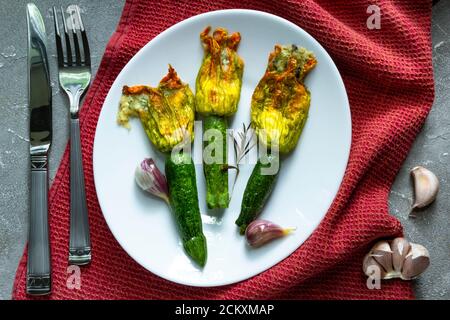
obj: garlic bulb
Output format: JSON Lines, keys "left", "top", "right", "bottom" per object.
{"left": 410, "top": 166, "right": 439, "bottom": 211}
{"left": 362, "top": 237, "right": 430, "bottom": 281}
{"left": 245, "top": 220, "right": 294, "bottom": 248}
{"left": 135, "top": 158, "right": 170, "bottom": 204}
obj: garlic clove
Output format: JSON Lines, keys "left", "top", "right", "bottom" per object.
{"left": 391, "top": 237, "right": 411, "bottom": 272}
{"left": 245, "top": 219, "right": 294, "bottom": 248}
{"left": 363, "top": 253, "right": 386, "bottom": 278}
{"left": 410, "top": 166, "right": 439, "bottom": 211}
{"left": 370, "top": 241, "right": 394, "bottom": 273}
{"left": 401, "top": 243, "right": 430, "bottom": 280}
{"left": 135, "top": 158, "right": 170, "bottom": 204}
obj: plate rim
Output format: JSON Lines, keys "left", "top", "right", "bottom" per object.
{"left": 93, "top": 8, "right": 352, "bottom": 287}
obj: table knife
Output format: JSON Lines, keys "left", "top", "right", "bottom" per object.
{"left": 26, "top": 3, "right": 52, "bottom": 296}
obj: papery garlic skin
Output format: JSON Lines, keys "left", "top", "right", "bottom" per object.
{"left": 135, "top": 158, "right": 170, "bottom": 204}
{"left": 401, "top": 243, "right": 430, "bottom": 280}
{"left": 245, "top": 219, "right": 294, "bottom": 248}
{"left": 363, "top": 253, "right": 387, "bottom": 278}
{"left": 391, "top": 237, "right": 411, "bottom": 273}
{"left": 411, "top": 166, "right": 439, "bottom": 210}
{"left": 371, "top": 241, "right": 393, "bottom": 274}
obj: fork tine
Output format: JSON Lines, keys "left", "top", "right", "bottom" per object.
{"left": 52, "top": 6, "right": 64, "bottom": 68}
{"left": 69, "top": 7, "right": 82, "bottom": 66}
{"left": 76, "top": 5, "right": 90, "bottom": 66}
{"left": 72, "top": 31, "right": 82, "bottom": 66}
{"left": 60, "top": 6, "right": 73, "bottom": 66}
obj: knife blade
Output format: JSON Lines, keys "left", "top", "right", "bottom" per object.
{"left": 26, "top": 2, "right": 52, "bottom": 296}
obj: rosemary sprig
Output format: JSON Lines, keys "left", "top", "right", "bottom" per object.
{"left": 226, "top": 123, "right": 256, "bottom": 199}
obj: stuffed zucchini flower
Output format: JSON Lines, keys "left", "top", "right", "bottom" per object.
{"left": 195, "top": 26, "right": 244, "bottom": 209}
{"left": 196, "top": 26, "right": 244, "bottom": 116}
{"left": 236, "top": 44, "right": 317, "bottom": 233}
{"left": 118, "top": 65, "right": 195, "bottom": 153}
{"left": 251, "top": 44, "right": 317, "bottom": 154}
{"left": 117, "top": 66, "right": 207, "bottom": 267}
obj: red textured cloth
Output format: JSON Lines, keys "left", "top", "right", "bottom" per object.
{"left": 13, "top": 0, "right": 434, "bottom": 299}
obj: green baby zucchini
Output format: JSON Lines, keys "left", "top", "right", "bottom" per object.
{"left": 165, "top": 152, "right": 207, "bottom": 267}
{"left": 203, "top": 115, "right": 229, "bottom": 209}
{"left": 235, "top": 154, "right": 280, "bottom": 234}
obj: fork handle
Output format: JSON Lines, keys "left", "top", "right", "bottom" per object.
{"left": 27, "top": 156, "right": 51, "bottom": 295}
{"left": 69, "top": 118, "right": 91, "bottom": 265}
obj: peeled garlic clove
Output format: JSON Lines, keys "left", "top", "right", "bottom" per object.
{"left": 391, "top": 237, "right": 411, "bottom": 272}
{"left": 363, "top": 253, "right": 386, "bottom": 278}
{"left": 135, "top": 158, "right": 170, "bottom": 204}
{"left": 401, "top": 243, "right": 430, "bottom": 280}
{"left": 411, "top": 166, "right": 439, "bottom": 210}
{"left": 245, "top": 220, "right": 294, "bottom": 248}
{"left": 370, "top": 241, "right": 393, "bottom": 273}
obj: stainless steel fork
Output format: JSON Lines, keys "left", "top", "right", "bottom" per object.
{"left": 53, "top": 5, "right": 91, "bottom": 265}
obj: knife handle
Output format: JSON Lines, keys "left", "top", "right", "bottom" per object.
{"left": 69, "top": 118, "right": 91, "bottom": 265}
{"left": 27, "top": 155, "right": 51, "bottom": 295}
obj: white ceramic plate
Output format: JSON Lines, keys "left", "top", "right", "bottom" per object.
{"left": 93, "top": 9, "right": 351, "bottom": 287}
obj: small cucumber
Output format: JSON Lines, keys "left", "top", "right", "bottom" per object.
{"left": 203, "top": 115, "right": 229, "bottom": 209}
{"left": 165, "top": 152, "right": 207, "bottom": 267}
{"left": 235, "top": 154, "right": 280, "bottom": 234}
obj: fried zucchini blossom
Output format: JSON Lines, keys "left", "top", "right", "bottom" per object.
{"left": 195, "top": 26, "right": 244, "bottom": 209}
{"left": 251, "top": 44, "right": 317, "bottom": 154}
{"left": 236, "top": 44, "right": 317, "bottom": 234}
{"left": 196, "top": 26, "right": 244, "bottom": 116}
{"left": 117, "top": 66, "right": 207, "bottom": 267}
{"left": 118, "top": 65, "right": 195, "bottom": 153}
